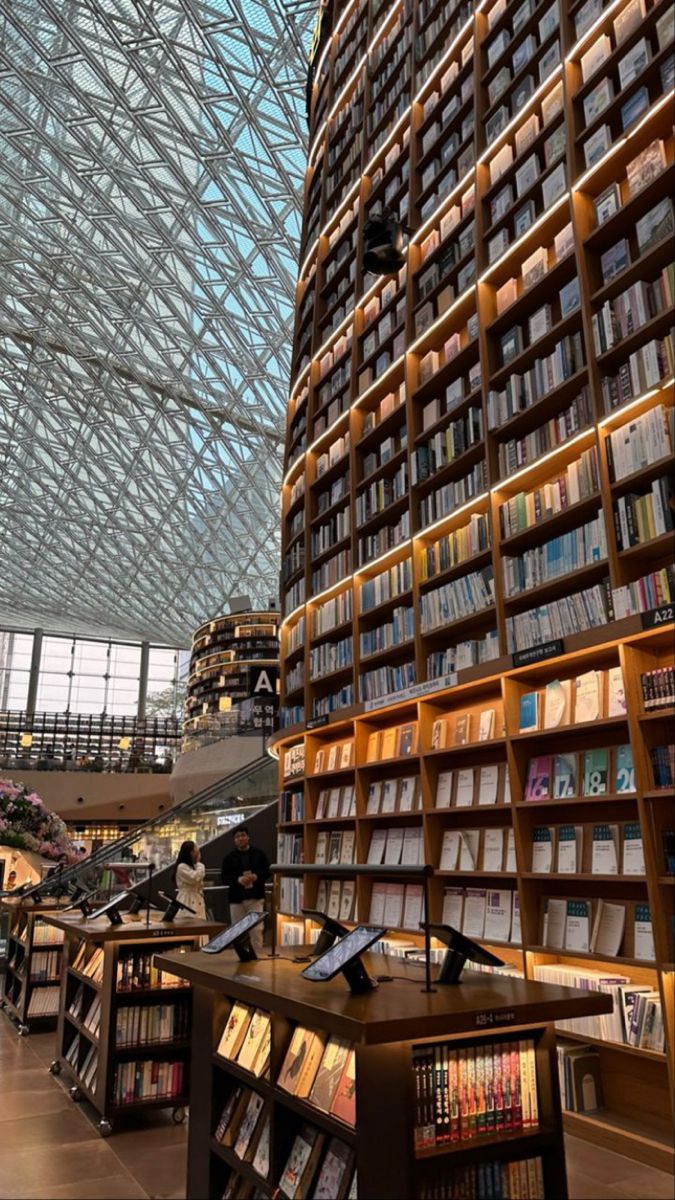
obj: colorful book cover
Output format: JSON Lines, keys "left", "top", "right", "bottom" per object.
{"left": 519, "top": 691, "right": 539, "bottom": 732}
{"left": 615, "top": 744, "right": 635, "bottom": 793}
{"left": 553, "top": 753, "right": 577, "bottom": 798}
{"left": 525, "top": 756, "right": 551, "bottom": 800}
{"left": 584, "top": 748, "right": 609, "bottom": 795}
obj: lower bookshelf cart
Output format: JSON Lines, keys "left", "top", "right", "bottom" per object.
{"left": 154, "top": 945, "right": 612, "bottom": 1199}
{"left": 0, "top": 898, "right": 70, "bottom": 1035}
{"left": 43, "top": 911, "right": 223, "bottom": 1136}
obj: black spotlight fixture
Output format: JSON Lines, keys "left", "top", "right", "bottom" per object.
{"left": 363, "top": 212, "right": 406, "bottom": 275}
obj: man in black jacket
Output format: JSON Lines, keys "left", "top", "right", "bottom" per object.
{"left": 221, "top": 826, "right": 270, "bottom": 953}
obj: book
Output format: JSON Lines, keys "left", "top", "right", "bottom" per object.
{"left": 525, "top": 757, "right": 551, "bottom": 800}
{"left": 478, "top": 764, "right": 499, "bottom": 806}
{"left": 553, "top": 753, "right": 577, "bottom": 799}
{"left": 558, "top": 825, "right": 582, "bottom": 874}
{"left": 454, "top": 713, "right": 470, "bottom": 745}
{"left": 615, "top": 745, "right": 635, "bottom": 793}
{"left": 584, "top": 749, "right": 608, "bottom": 796}
{"left": 237, "top": 1009, "right": 271, "bottom": 1076}
{"left": 575, "top": 670, "right": 601, "bottom": 722}
{"left": 544, "top": 679, "right": 572, "bottom": 728}
{"left": 591, "top": 824, "right": 619, "bottom": 875}
{"left": 436, "top": 769, "right": 454, "bottom": 808}
{"left": 233, "top": 1090, "right": 265, "bottom": 1159}
{"left": 478, "top": 708, "right": 495, "bottom": 741}
{"left": 309, "top": 1037, "right": 352, "bottom": 1113}
{"left": 278, "top": 1027, "right": 320, "bottom": 1094}
{"left": 590, "top": 899, "right": 625, "bottom": 957}
{"left": 431, "top": 718, "right": 448, "bottom": 750}
{"left": 312, "top": 1139, "right": 354, "bottom": 1200}
{"left": 519, "top": 691, "right": 539, "bottom": 732}
{"left": 484, "top": 889, "right": 512, "bottom": 941}
{"left": 565, "top": 900, "right": 591, "bottom": 953}
{"left": 331, "top": 1049, "right": 357, "bottom": 1125}
{"left": 606, "top": 666, "right": 626, "bottom": 717}
{"left": 532, "top": 827, "right": 555, "bottom": 873}
{"left": 622, "top": 823, "right": 645, "bottom": 876}
{"left": 279, "top": 1124, "right": 325, "bottom": 1199}
{"left": 217, "top": 1003, "right": 252, "bottom": 1060}
{"left": 634, "top": 904, "right": 655, "bottom": 961}
{"left": 455, "top": 768, "right": 475, "bottom": 807}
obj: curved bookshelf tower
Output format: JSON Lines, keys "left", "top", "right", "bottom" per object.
{"left": 275, "top": 0, "right": 675, "bottom": 1171}
{"left": 183, "top": 610, "right": 280, "bottom": 749}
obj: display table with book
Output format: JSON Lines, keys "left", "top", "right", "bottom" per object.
{"left": 153, "top": 944, "right": 612, "bottom": 1200}
{"left": 43, "top": 911, "right": 223, "bottom": 1135}
{"left": 1, "top": 897, "right": 71, "bottom": 1035}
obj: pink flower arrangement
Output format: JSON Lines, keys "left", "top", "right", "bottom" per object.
{"left": 0, "top": 778, "right": 78, "bottom": 864}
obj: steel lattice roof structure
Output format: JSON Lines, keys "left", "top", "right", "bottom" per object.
{"left": 0, "top": 0, "right": 315, "bottom": 645}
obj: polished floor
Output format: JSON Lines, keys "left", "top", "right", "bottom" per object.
{"left": 0, "top": 1015, "right": 672, "bottom": 1200}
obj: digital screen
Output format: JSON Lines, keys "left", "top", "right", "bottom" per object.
{"left": 301, "top": 925, "right": 384, "bottom": 982}
{"left": 201, "top": 910, "right": 266, "bottom": 954}
{"left": 89, "top": 891, "right": 131, "bottom": 920}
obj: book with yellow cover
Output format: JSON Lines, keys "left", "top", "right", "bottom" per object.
{"left": 380, "top": 727, "right": 398, "bottom": 760}
{"left": 217, "top": 1002, "right": 252, "bottom": 1060}
{"left": 237, "top": 1009, "right": 271, "bottom": 1074}
{"left": 366, "top": 731, "right": 382, "bottom": 762}
{"left": 295, "top": 1029, "right": 328, "bottom": 1098}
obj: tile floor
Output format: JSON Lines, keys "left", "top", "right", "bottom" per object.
{"left": 0, "top": 1016, "right": 672, "bottom": 1200}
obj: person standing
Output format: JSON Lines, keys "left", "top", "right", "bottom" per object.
{"left": 173, "top": 840, "right": 206, "bottom": 919}
{"left": 221, "top": 826, "right": 270, "bottom": 953}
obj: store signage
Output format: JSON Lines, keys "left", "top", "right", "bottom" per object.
{"left": 640, "top": 604, "right": 674, "bottom": 630}
{"left": 306, "top": 714, "right": 329, "bottom": 730}
{"left": 363, "top": 673, "right": 458, "bottom": 712}
{"left": 512, "top": 639, "right": 564, "bottom": 668}
{"left": 253, "top": 667, "right": 278, "bottom": 695}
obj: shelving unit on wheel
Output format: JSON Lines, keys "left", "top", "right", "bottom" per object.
{"left": 153, "top": 944, "right": 611, "bottom": 1200}
{"left": 1, "top": 897, "right": 71, "bottom": 1035}
{"left": 44, "top": 911, "right": 223, "bottom": 1136}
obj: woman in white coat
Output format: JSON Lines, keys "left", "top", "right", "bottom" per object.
{"left": 173, "top": 840, "right": 206, "bottom": 918}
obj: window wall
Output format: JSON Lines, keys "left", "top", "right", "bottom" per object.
{"left": 0, "top": 627, "right": 188, "bottom": 718}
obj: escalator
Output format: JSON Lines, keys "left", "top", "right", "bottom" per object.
{"left": 11, "top": 753, "right": 279, "bottom": 919}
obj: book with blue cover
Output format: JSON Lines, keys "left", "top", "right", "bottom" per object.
{"left": 519, "top": 691, "right": 539, "bottom": 732}
{"left": 615, "top": 744, "right": 635, "bottom": 793}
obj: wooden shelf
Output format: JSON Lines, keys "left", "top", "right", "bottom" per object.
{"left": 277, "top": 0, "right": 675, "bottom": 1176}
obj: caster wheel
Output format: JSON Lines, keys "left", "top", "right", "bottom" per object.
{"left": 98, "top": 1119, "right": 113, "bottom": 1137}
{"left": 18, "top": 1024, "right": 29, "bottom": 1036}
{"left": 49, "top": 1060, "right": 61, "bottom": 1075}
{"left": 172, "top": 1106, "right": 187, "bottom": 1125}
{"left": 69, "top": 1086, "right": 82, "bottom": 1102}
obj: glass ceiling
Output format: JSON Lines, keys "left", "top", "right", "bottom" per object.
{"left": 0, "top": 0, "right": 315, "bottom": 645}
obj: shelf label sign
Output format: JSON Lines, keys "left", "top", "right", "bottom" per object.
{"left": 475, "top": 1009, "right": 516, "bottom": 1027}
{"left": 512, "top": 639, "right": 564, "bottom": 668}
{"left": 363, "top": 673, "right": 458, "bottom": 712}
{"left": 306, "top": 714, "right": 329, "bottom": 730}
{"left": 640, "top": 604, "right": 674, "bottom": 630}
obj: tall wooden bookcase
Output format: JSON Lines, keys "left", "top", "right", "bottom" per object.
{"left": 276, "top": 0, "right": 675, "bottom": 1173}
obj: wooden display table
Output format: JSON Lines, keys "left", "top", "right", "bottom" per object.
{"left": 154, "top": 945, "right": 612, "bottom": 1200}
{"left": 44, "top": 911, "right": 223, "bottom": 1136}
{"left": 1, "top": 897, "right": 71, "bottom": 1035}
